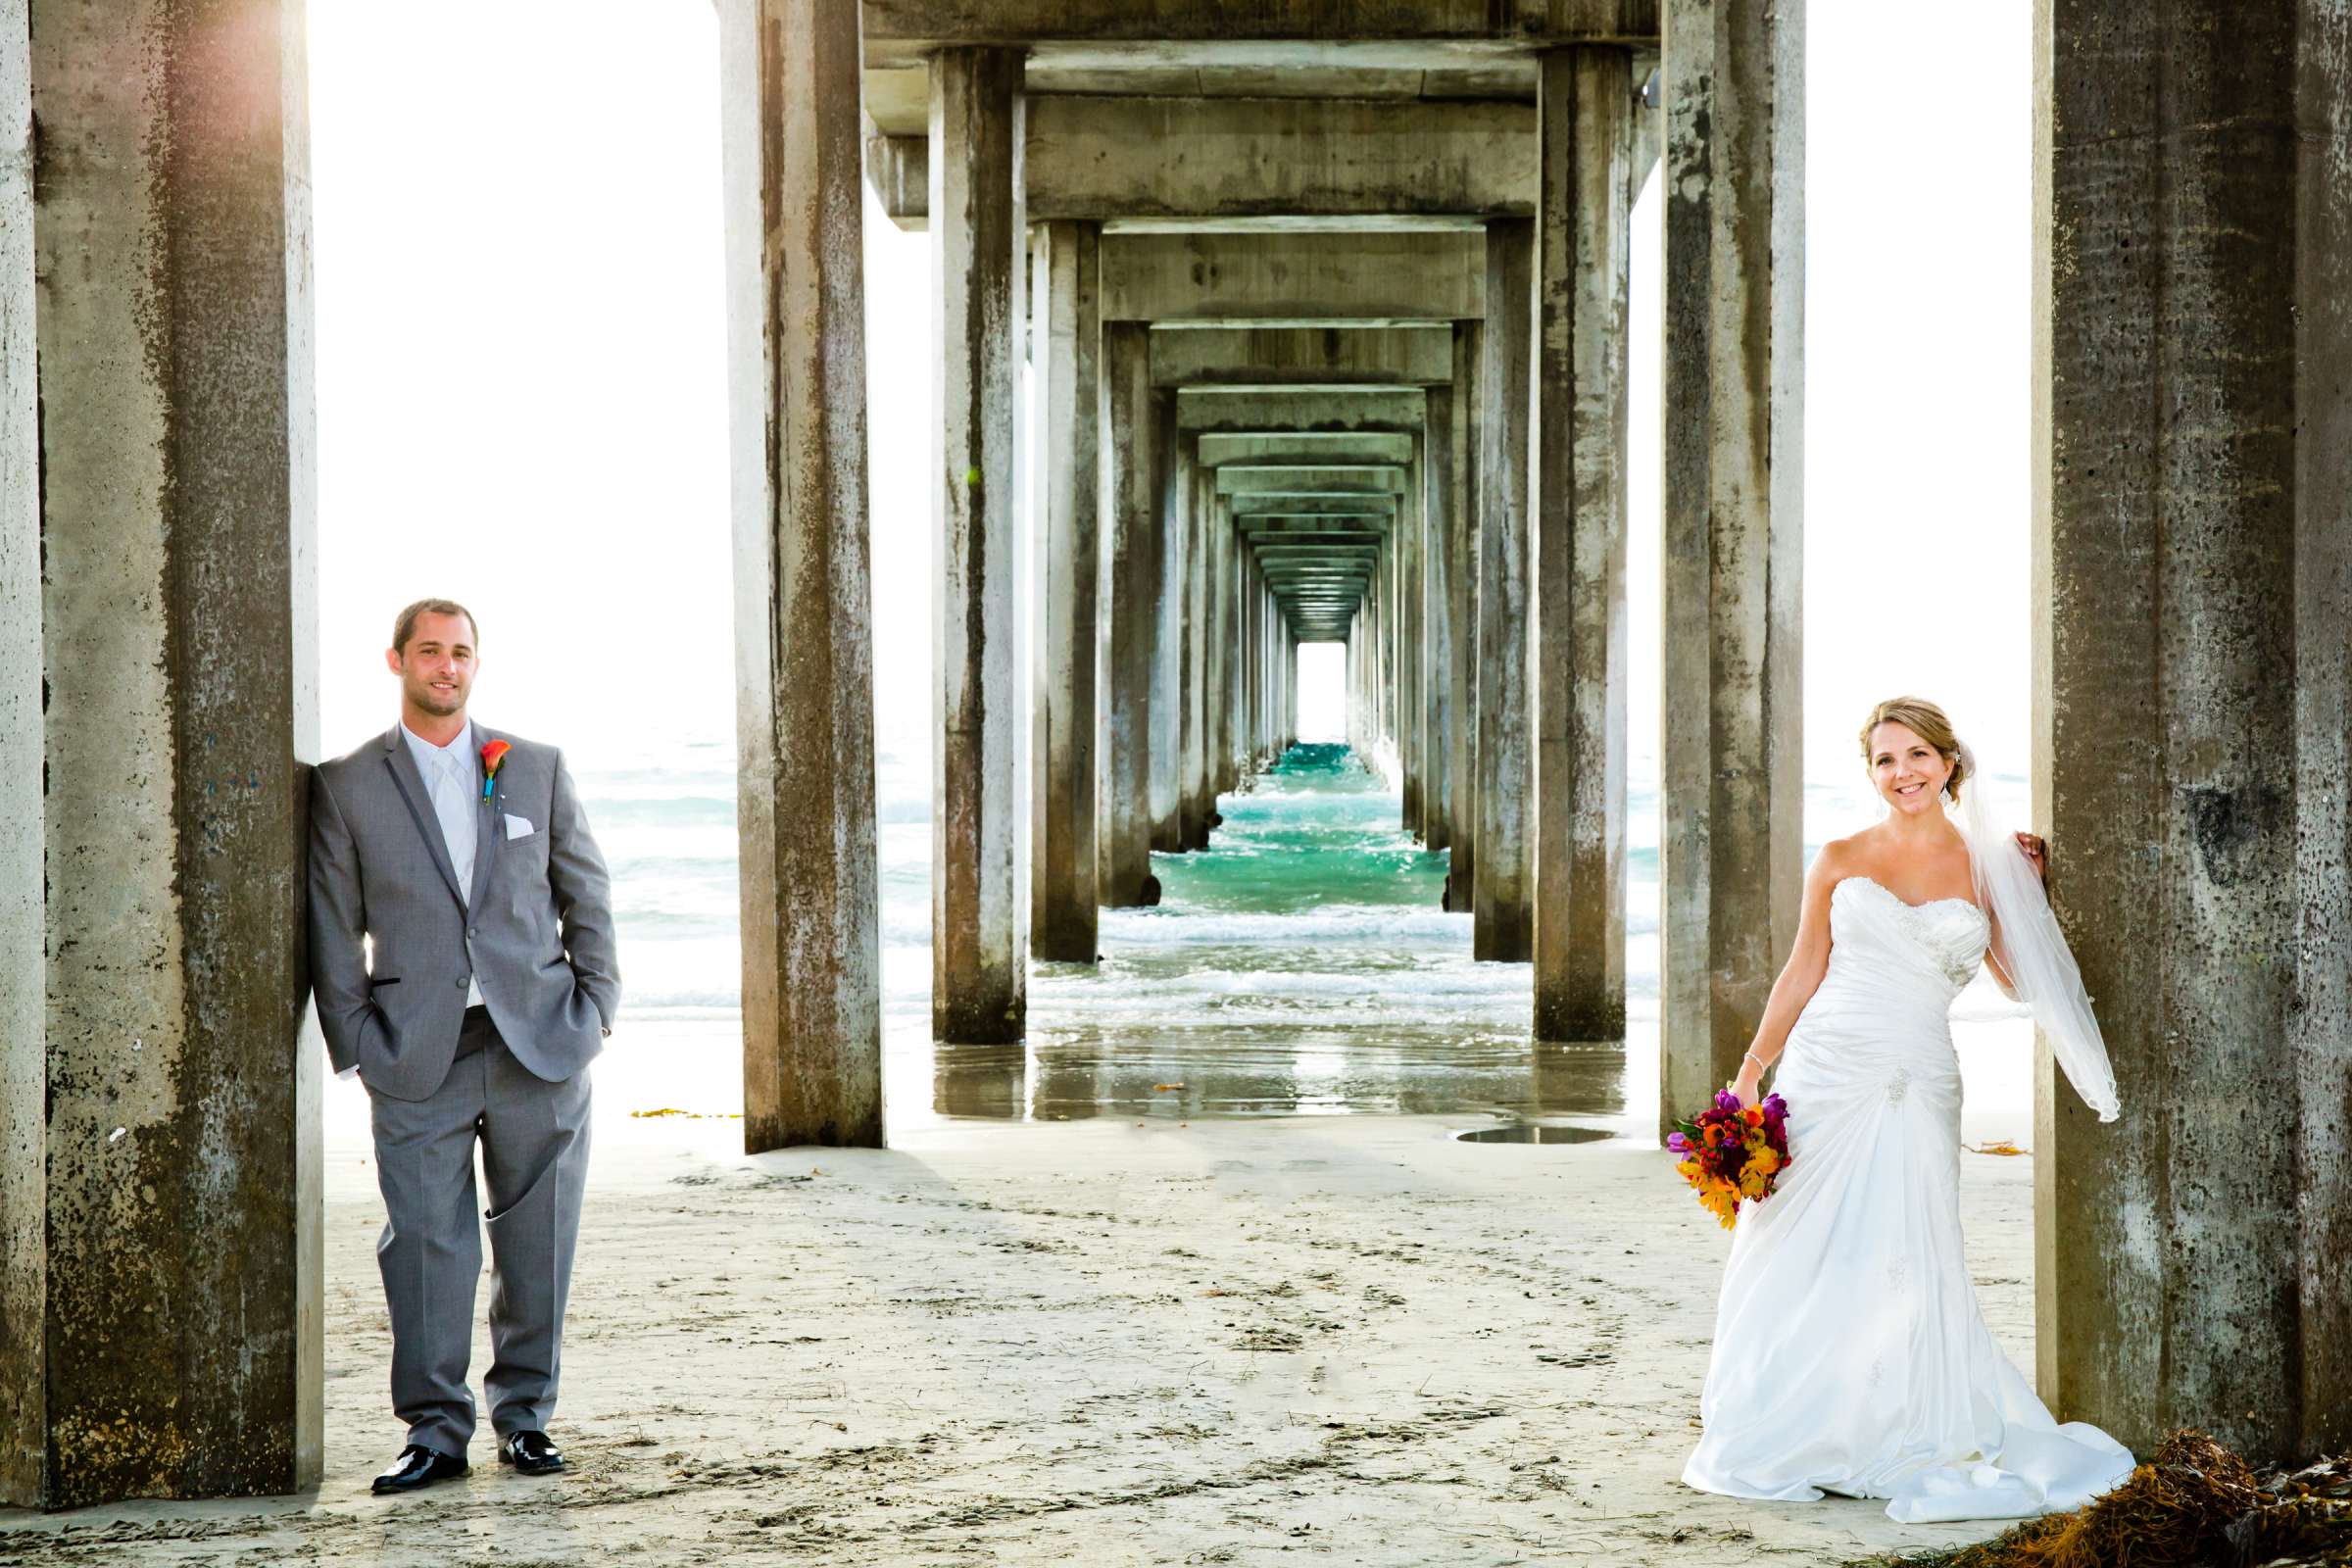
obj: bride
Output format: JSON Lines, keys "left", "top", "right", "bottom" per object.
{"left": 1681, "top": 697, "right": 2136, "bottom": 1524}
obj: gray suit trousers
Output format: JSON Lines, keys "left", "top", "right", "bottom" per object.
{"left": 369, "top": 1007, "right": 592, "bottom": 1455}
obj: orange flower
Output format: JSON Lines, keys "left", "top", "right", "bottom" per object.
{"left": 479, "top": 738, "right": 513, "bottom": 801}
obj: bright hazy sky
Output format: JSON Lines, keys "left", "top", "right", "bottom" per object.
{"left": 309, "top": 2, "right": 2030, "bottom": 784}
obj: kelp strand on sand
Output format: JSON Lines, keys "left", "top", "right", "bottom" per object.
{"left": 1856, "top": 1431, "right": 2352, "bottom": 1568}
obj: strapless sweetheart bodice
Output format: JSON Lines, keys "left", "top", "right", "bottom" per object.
{"left": 1826, "top": 876, "right": 1989, "bottom": 996}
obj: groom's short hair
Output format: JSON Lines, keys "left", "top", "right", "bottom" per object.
{"left": 393, "top": 598, "right": 478, "bottom": 656}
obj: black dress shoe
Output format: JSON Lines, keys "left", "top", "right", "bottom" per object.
{"left": 371, "top": 1444, "right": 467, "bottom": 1494}
{"left": 499, "top": 1430, "right": 564, "bottom": 1476}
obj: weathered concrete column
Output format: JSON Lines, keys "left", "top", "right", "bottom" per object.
{"left": 1181, "top": 454, "right": 1212, "bottom": 849}
{"left": 1, "top": 7, "right": 41, "bottom": 1507}
{"left": 1200, "top": 488, "right": 1224, "bottom": 807}
{"left": 728, "top": 0, "right": 885, "bottom": 1148}
{"left": 1150, "top": 422, "right": 1189, "bottom": 852}
{"left": 1396, "top": 447, "right": 1424, "bottom": 831}
{"left": 1532, "top": 48, "right": 1634, "bottom": 1043}
{"left": 1100, "top": 324, "right": 1160, "bottom": 906}
{"left": 1284, "top": 630, "right": 1298, "bottom": 747}
{"left": 1377, "top": 534, "right": 1394, "bottom": 757}
{"left": 1447, "top": 322, "right": 1482, "bottom": 911}
{"left": 1474, "top": 218, "right": 1535, "bottom": 962}
{"left": 1658, "top": 0, "right": 1804, "bottom": 1131}
{"left": 2033, "top": 0, "right": 2351, "bottom": 1463}
{"left": 1346, "top": 610, "right": 1362, "bottom": 749}
{"left": 1027, "top": 220, "right": 1101, "bottom": 962}
{"left": 1421, "top": 405, "right": 1454, "bottom": 856}
{"left": 1353, "top": 561, "right": 1373, "bottom": 753}
{"left": 6, "top": 0, "right": 319, "bottom": 1507}
{"left": 1223, "top": 496, "right": 1242, "bottom": 799}
{"left": 930, "top": 46, "right": 1026, "bottom": 1042}
{"left": 1260, "top": 575, "right": 1279, "bottom": 762}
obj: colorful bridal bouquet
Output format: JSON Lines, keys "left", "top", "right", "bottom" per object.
{"left": 1667, "top": 1090, "right": 1791, "bottom": 1230}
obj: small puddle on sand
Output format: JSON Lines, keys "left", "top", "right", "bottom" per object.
{"left": 1453, "top": 1124, "right": 1614, "bottom": 1146}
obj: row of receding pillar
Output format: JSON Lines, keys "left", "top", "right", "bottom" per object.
{"left": 1332, "top": 47, "right": 1672, "bottom": 1060}
{"left": 949, "top": 148, "right": 1307, "bottom": 1032}
{"left": 939, "top": 36, "right": 1782, "bottom": 1107}
{"left": 1317, "top": 26, "right": 1799, "bottom": 1131}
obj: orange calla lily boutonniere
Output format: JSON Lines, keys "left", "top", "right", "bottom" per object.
{"left": 479, "top": 739, "right": 512, "bottom": 801}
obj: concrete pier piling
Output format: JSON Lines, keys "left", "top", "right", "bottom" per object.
{"left": 1, "top": 6, "right": 40, "bottom": 1507}
{"left": 1179, "top": 449, "right": 1212, "bottom": 850}
{"left": 1532, "top": 47, "right": 1634, "bottom": 1043}
{"left": 5, "top": 0, "right": 321, "bottom": 1507}
{"left": 727, "top": 0, "right": 886, "bottom": 1148}
{"left": 1150, "top": 407, "right": 1186, "bottom": 854}
{"left": 2033, "top": 0, "right": 2351, "bottom": 1463}
{"left": 1657, "top": 0, "right": 1806, "bottom": 1133}
{"left": 1421, "top": 415, "right": 1454, "bottom": 857}
{"left": 1028, "top": 220, "right": 1102, "bottom": 962}
{"left": 1474, "top": 218, "right": 1536, "bottom": 963}
{"left": 1447, "top": 323, "right": 1483, "bottom": 913}
{"left": 1101, "top": 323, "right": 1160, "bottom": 906}
{"left": 928, "top": 45, "right": 1028, "bottom": 1043}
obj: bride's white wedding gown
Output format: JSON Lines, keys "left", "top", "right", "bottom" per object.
{"left": 1681, "top": 875, "right": 2136, "bottom": 1524}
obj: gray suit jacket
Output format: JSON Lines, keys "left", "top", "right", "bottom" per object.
{"left": 309, "top": 722, "right": 620, "bottom": 1102}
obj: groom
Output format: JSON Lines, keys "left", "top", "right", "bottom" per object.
{"left": 309, "top": 599, "right": 619, "bottom": 1494}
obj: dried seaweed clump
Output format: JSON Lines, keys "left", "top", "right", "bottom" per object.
{"left": 1862, "top": 1431, "right": 2352, "bottom": 1568}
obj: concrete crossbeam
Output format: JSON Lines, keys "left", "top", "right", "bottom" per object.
{"left": 862, "top": 5, "right": 1663, "bottom": 57}
{"left": 1235, "top": 500, "right": 1396, "bottom": 520}
{"left": 1199, "top": 431, "right": 1415, "bottom": 466}
{"left": 878, "top": 97, "right": 1541, "bottom": 224}
{"left": 1177, "top": 386, "right": 1426, "bottom": 434}
{"left": 1237, "top": 524, "right": 1391, "bottom": 543}
{"left": 1216, "top": 465, "right": 1407, "bottom": 496}
{"left": 1150, "top": 324, "right": 1455, "bottom": 387}
{"left": 1106, "top": 231, "right": 1484, "bottom": 320}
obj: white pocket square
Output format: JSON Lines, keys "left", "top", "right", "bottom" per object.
{"left": 503, "top": 813, "right": 536, "bottom": 840}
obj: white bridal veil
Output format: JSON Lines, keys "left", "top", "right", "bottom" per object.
{"left": 1949, "top": 743, "right": 2122, "bottom": 1122}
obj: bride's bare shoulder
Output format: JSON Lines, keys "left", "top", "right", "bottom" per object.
{"left": 1808, "top": 832, "right": 1873, "bottom": 887}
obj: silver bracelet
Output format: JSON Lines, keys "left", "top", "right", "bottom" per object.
{"left": 1742, "top": 1050, "right": 1768, "bottom": 1074}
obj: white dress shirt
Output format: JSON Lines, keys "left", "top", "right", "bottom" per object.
{"left": 403, "top": 718, "right": 484, "bottom": 1007}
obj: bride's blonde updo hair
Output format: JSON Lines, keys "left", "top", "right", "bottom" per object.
{"left": 1858, "top": 697, "right": 1969, "bottom": 804}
